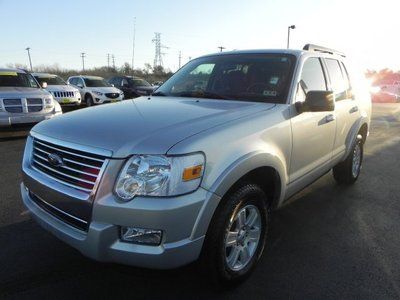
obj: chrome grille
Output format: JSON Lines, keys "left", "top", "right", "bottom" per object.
{"left": 32, "top": 138, "right": 106, "bottom": 194}
{"left": 2, "top": 98, "right": 43, "bottom": 113}
{"left": 3, "top": 98, "right": 22, "bottom": 113}
{"left": 27, "top": 98, "right": 43, "bottom": 112}
{"left": 53, "top": 91, "right": 75, "bottom": 98}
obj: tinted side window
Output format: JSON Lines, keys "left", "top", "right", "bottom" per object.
{"left": 296, "top": 57, "right": 327, "bottom": 101}
{"left": 69, "top": 78, "right": 76, "bottom": 85}
{"left": 325, "top": 59, "right": 347, "bottom": 101}
{"left": 340, "top": 62, "right": 351, "bottom": 90}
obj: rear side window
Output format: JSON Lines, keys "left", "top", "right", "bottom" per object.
{"left": 325, "top": 59, "right": 348, "bottom": 101}
{"left": 296, "top": 57, "right": 327, "bottom": 101}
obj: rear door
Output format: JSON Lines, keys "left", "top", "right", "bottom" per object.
{"left": 290, "top": 57, "right": 337, "bottom": 183}
{"left": 324, "top": 59, "right": 360, "bottom": 160}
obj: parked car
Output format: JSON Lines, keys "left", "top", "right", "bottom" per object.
{"left": 371, "top": 91, "right": 399, "bottom": 103}
{"left": 108, "top": 76, "right": 155, "bottom": 99}
{"left": 152, "top": 81, "right": 163, "bottom": 87}
{"left": 21, "top": 44, "right": 371, "bottom": 285}
{"left": 0, "top": 68, "right": 62, "bottom": 128}
{"left": 32, "top": 73, "right": 81, "bottom": 106}
{"left": 67, "top": 75, "right": 123, "bottom": 106}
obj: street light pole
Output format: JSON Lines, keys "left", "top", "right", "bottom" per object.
{"left": 80, "top": 52, "right": 86, "bottom": 71}
{"left": 25, "top": 47, "right": 33, "bottom": 71}
{"left": 132, "top": 17, "right": 136, "bottom": 71}
{"left": 287, "top": 25, "right": 296, "bottom": 49}
{"left": 218, "top": 46, "right": 225, "bottom": 52}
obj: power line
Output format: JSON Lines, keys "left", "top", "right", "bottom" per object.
{"left": 80, "top": 52, "right": 86, "bottom": 71}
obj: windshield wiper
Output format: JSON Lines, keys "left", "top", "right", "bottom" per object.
{"left": 175, "top": 91, "right": 229, "bottom": 100}
{"left": 151, "top": 91, "right": 167, "bottom": 96}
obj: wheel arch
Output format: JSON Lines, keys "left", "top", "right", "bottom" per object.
{"left": 191, "top": 152, "right": 287, "bottom": 239}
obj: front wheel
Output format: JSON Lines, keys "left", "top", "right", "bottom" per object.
{"left": 333, "top": 138, "right": 364, "bottom": 184}
{"left": 85, "top": 94, "right": 94, "bottom": 107}
{"left": 201, "top": 184, "right": 269, "bottom": 286}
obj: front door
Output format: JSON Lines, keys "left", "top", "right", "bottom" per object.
{"left": 290, "top": 57, "right": 336, "bottom": 183}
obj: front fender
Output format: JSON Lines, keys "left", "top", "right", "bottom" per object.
{"left": 191, "top": 151, "right": 287, "bottom": 239}
{"left": 207, "top": 151, "right": 287, "bottom": 207}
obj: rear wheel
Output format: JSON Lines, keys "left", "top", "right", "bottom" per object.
{"left": 85, "top": 94, "right": 94, "bottom": 107}
{"left": 201, "top": 184, "right": 269, "bottom": 286}
{"left": 333, "top": 138, "right": 363, "bottom": 184}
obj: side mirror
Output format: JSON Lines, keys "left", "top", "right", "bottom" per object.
{"left": 41, "top": 82, "right": 48, "bottom": 88}
{"left": 296, "top": 91, "right": 335, "bottom": 113}
{"left": 77, "top": 83, "right": 83, "bottom": 88}
{"left": 111, "top": 84, "right": 115, "bottom": 87}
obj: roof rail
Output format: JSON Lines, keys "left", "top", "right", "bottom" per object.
{"left": 303, "top": 44, "right": 346, "bottom": 57}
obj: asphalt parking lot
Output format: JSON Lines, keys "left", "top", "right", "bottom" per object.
{"left": 0, "top": 103, "right": 399, "bottom": 299}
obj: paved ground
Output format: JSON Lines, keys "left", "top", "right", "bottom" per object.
{"left": 0, "top": 104, "right": 399, "bottom": 299}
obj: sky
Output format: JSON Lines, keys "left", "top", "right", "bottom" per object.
{"left": 0, "top": 0, "right": 399, "bottom": 72}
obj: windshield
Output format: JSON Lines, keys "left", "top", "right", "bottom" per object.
{"left": 34, "top": 75, "right": 66, "bottom": 86}
{"left": 84, "top": 78, "right": 111, "bottom": 87}
{"left": 0, "top": 71, "right": 39, "bottom": 88}
{"left": 155, "top": 54, "right": 296, "bottom": 103}
{"left": 129, "top": 78, "right": 151, "bottom": 87}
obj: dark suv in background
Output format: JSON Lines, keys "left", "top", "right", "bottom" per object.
{"left": 108, "top": 76, "right": 155, "bottom": 99}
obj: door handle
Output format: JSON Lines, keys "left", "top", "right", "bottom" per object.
{"left": 349, "top": 106, "right": 359, "bottom": 114}
{"left": 325, "top": 114, "right": 336, "bottom": 123}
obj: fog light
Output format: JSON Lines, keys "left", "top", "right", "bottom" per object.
{"left": 120, "top": 226, "right": 162, "bottom": 245}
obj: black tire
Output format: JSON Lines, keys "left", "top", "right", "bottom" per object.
{"left": 333, "top": 138, "right": 363, "bottom": 184}
{"left": 200, "top": 184, "right": 269, "bottom": 286}
{"left": 85, "top": 94, "right": 94, "bottom": 107}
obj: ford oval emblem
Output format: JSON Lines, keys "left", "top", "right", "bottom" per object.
{"left": 47, "top": 153, "right": 63, "bottom": 167}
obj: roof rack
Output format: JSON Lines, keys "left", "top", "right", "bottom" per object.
{"left": 303, "top": 44, "right": 346, "bottom": 57}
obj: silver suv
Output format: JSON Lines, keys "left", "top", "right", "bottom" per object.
{"left": 0, "top": 69, "right": 62, "bottom": 128}
{"left": 21, "top": 45, "right": 371, "bottom": 285}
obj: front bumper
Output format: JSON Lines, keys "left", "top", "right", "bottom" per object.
{"left": 0, "top": 111, "right": 61, "bottom": 127}
{"left": 54, "top": 97, "right": 81, "bottom": 106}
{"left": 21, "top": 178, "right": 218, "bottom": 269}
{"left": 94, "top": 95, "right": 123, "bottom": 104}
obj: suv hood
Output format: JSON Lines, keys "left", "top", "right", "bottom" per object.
{"left": 45, "top": 85, "right": 78, "bottom": 93}
{"left": 0, "top": 87, "right": 50, "bottom": 98}
{"left": 32, "top": 96, "right": 275, "bottom": 158}
{"left": 86, "top": 87, "right": 121, "bottom": 93}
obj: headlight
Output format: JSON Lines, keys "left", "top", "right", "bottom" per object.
{"left": 92, "top": 91, "right": 103, "bottom": 96}
{"left": 44, "top": 97, "right": 54, "bottom": 109}
{"left": 115, "top": 153, "right": 205, "bottom": 201}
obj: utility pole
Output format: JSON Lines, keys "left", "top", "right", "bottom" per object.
{"left": 178, "top": 51, "right": 182, "bottom": 69}
{"left": 287, "top": 25, "right": 296, "bottom": 49}
{"left": 132, "top": 17, "right": 136, "bottom": 71}
{"left": 25, "top": 47, "right": 33, "bottom": 71}
{"left": 80, "top": 52, "right": 86, "bottom": 71}
{"left": 112, "top": 54, "right": 115, "bottom": 69}
{"left": 152, "top": 32, "right": 168, "bottom": 68}
{"left": 218, "top": 46, "right": 225, "bottom": 52}
{"left": 107, "top": 53, "right": 110, "bottom": 68}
